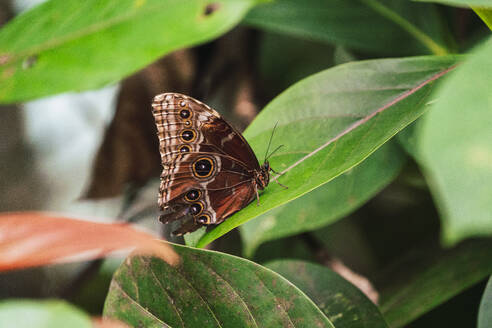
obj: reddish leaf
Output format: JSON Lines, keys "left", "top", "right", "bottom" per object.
{"left": 92, "top": 318, "right": 130, "bottom": 328}
{"left": 0, "top": 212, "right": 179, "bottom": 271}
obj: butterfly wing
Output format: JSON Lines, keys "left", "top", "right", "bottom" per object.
{"left": 151, "top": 92, "right": 261, "bottom": 234}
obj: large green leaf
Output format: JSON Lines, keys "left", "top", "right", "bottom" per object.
{"left": 267, "top": 260, "right": 388, "bottom": 328}
{"left": 479, "top": 276, "right": 492, "bottom": 328}
{"left": 0, "top": 299, "right": 91, "bottom": 328}
{"left": 417, "top": 37, "right": 492, "bottom": 245}
{"left": 244, "top": 0, "right": 448, "bottom": 55}
{"left": 240, "top": 141, "right": 406, "bottom": 258}
{"left": 196, "top": 55, "right": 459, "bottom": 248}
{"left": 0, "top": 0, "right": 259, "bottom": 103}
{"left": 104, "top": 244, "right": 334, "bottom": 327}
{"left": 379, "top": 239, "right": 492, "bottom": 328}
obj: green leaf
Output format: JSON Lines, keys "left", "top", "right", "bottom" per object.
{"left": 0, "top": 299, "right": 91, "bottom": 328}
{"left": 266, "top": 260, "right": 388, "bottom": 328}
{"left": 104, "top": 244, "right": 334, "bottom": 327}
{"left": 415, "top": 1, "right": 492, "bottom": 29}
{"left": 196, "top": 55, "right": 459, "bottom": 248}
{"left": 240, "top": 141, "right": 406, "bottom": 258}
{"left": 359, "top": 0, "right": 448, "bottom": 55}
{"left": 472, "top": 7, "right": 492, "bottom": 30}
{"left": 479, "top": 276, "right": 492, "bottom": 328}
{"left": 414, "top": 0, "right": 492, "bottom": 7}
{"left": 0, "top": 0, "right": 259, "bottom": 104}
{"left": 380, "top": 239, "right": 492, "bottom": 328}
{"left": 183, "top": 226, "right": 207, "bottom": 247}
{"left": 244, "top": 0, "right": 448, "bottom": 55}
{"left": 417, "top": 37, "right": 492, "bottom": 245}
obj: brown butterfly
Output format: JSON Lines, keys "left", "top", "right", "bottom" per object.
{"left": 151, "top": 92, "right": 284, "bottom": 235}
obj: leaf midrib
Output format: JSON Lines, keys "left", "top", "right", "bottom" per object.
{"left": 246, "top": 64, "right": 454, "bottom": 138}
{"left": 189, "top": 254, "right": 260, "bottom": 328}
{"left": 196, "top": 64, "right": 456, "bottom": 248}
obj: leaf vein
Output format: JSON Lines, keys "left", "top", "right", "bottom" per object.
{"left": 112, "top": 280, "right": 169, "bottom": 327}
{"left": 143, "top": 258, "right": 186, "bottom": 328}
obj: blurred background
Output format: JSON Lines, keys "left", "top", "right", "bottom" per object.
{"left": 0, "top": 0, "right": 490, "bottom": 327}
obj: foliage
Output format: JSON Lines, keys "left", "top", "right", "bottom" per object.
{"left": 0, "top": 300, "right": 92, "bottom": 328}
{"left": 0, "top": 0, "right": 491, "bottom": 327}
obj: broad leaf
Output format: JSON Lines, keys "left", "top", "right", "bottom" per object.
{"left": 0, "top": 0, "right": 260, "bottom": 103}
{"left": 0, "top": 212, "right": 178, "bottom": 271}
{"left": 0, "top": 300, "right": 91, "bottom": 328}
{"left": 104, "top": 244, "right": 334, "bottom": 327}
{"left": 196, "top": 55, "right": 459, "bottom": 248}
{"left": 379, "top": 239, "right": 492, "bottom": 328}
{"left": 244, "top": 0, "right": 448, "bottom": 55}
{"left": 417, "top": 37, "right": 492, "bottom": 245}
{"left": 267, "top": 260, "right": 388, "bottom": 328}
{"left": 240, "top": 141, "right": 406, "bottom": 258}
{"left": 479, "top": 276, "right": 492, "bottom": 328}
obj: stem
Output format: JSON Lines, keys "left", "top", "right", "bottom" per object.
{"left": 361, "top": 0, "right": 449, "bottom": 56}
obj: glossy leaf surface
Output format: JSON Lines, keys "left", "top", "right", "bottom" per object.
{"left": 267, "top": 260, "right": 388, "bottom": 328}
{"left": 197, "top": 56, "right": 458, "bottom": 248}
{"left": 104, "top": 244, "right": 334, "bottom": 327}
{"left": 240, "top": 141, "right": 406, "bottom": 257}
{"left": 0, "top": 0, "right": 259, "bottom": 103}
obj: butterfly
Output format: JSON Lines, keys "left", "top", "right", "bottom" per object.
{"left": 151, "top": 92, "right": 284, "bottom": 235}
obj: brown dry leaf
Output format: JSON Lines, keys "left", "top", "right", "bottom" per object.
{"left": 0, "top": 212, "right": 179, "bottom": 271}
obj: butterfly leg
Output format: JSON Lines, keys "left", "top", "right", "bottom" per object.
{"left": 270, "top": 167, "right": 288, "bottom": 189}
{"left": 270, "top": 166, "right": 284, "bottom": 176}
{"left": 173, "top": 217, "right": 203, "bottom": 236}
{"left": 272, "top": 176, "right": 288, "bottom": 189}
{"left": 159, "top": 205, "right": 189, "bottom": 224}
{"left": 255, "top": 183, "right": 261, "bottom": 206}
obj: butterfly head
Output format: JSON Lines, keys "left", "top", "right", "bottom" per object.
{"left": 256, "top": 161, "right": 270, "bottom": 190}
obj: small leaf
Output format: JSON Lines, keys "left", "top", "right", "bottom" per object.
{"left": 267, "top": 260, "right": 388, "bottom": 328}
{"left": 0, "top": 0, "right": 259, "bottom": 103}
{"left": 417, "top": 37, "right": 492, "bottom": 245}
{"left": 104, "top": 244, "right": 334, "bottom": 327}
{"left": 478, "top": 276, "right": 492, "bottom": 328}
{"left": 0, "top": 299, "right": 91, "bottom": 328}
{"left": 197, "top": 55, "right": 459, "bottom": 248}
{"left": 379, "top": 239, "right": 492, "bottom": 328}
{"left": 0, "top": 212, "right": 178, "bottom": 271}
{"left": 240, "top": 141, "right": 406, "bottom": 258}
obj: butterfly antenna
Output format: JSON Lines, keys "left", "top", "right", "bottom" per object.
{"left": 264, "top": 122, "right": 278, "bottom": 163}
{"left": 266, "top": 144, "right": 284, "bottom": 161}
